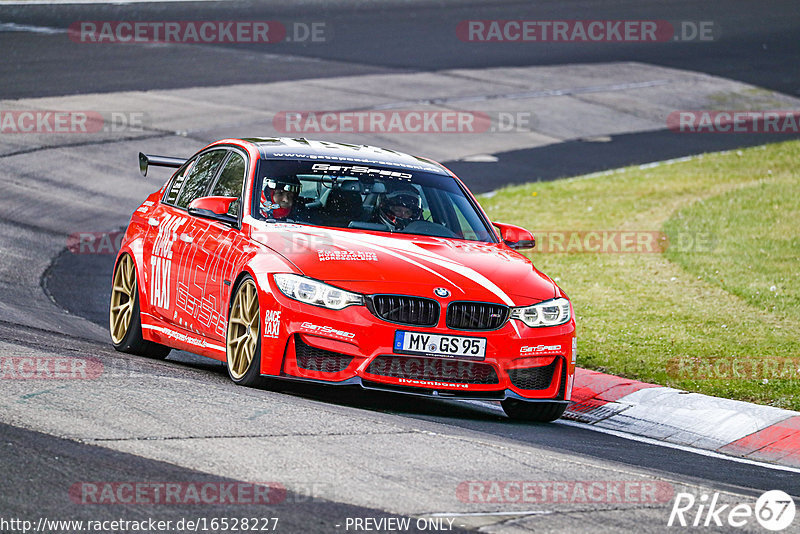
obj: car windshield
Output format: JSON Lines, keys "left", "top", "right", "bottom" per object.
{"left": 253, "top": 159, "right": 497, "bottom": 242}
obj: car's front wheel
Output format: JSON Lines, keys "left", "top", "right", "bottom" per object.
{"left": 501, "top": 399, "right": 567, "bottom": 422}
{"left": 225, "top": 275, "right": 263, "bottom": 386}
{"left": 109, "top": 253, "right": 171, "bottom": 359}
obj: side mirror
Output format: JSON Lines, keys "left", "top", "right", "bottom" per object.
{"left": 188, "top": 196, "right": 239, "bottom": 226}
{"left": 493, "top": 222, "right": 535, "bottom": 250}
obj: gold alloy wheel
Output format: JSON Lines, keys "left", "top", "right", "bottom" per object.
{"left": 227, "top": 279, "right": 260, "bottom": 380}
{"left": 109, "top": 254, "right": 136, "bottom": 344}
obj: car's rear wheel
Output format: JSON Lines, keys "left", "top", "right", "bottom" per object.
{"left": 226, "top": 275, "right": 263, "bottom": 386}
{"left": 501, "top": 399, "right": 567, "bottom": 422}
{"left": 109, "top": 254, "right": 171, "bottom": 359}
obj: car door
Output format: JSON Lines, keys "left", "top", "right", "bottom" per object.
{"left": 177, "top": 148, "right": 249, "bottom": 341}
{"left": 145, "top": 148, "right": 227, "bottom": 326}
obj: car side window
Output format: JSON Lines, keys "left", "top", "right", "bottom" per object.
{"left": 173, "top": 149, "right": 227, "bottom": 209}
{"left": 164, "top": 160, "right": 195, "bottom": 206}
{"left": 209, "top": 151, "right": 246, "bottom": 216}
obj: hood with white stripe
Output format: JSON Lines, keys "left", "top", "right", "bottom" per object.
{"left": 251, "top": 224, "right": 558, "bottom": 306}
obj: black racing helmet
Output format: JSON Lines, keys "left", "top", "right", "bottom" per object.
{"left": 378, "top": 187, "right": 423, "bottom": 230}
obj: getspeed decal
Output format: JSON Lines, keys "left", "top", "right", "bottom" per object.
{"left": 300, "top": 322, "right": 355, "bottom": 340}
{"left": 311, "top": 163, "right": 412, "bottom": 179}
{"left": 520, "top": 344, "right": 562, "bottom": 355}
{"left": 172, "top": 223, "right": 251, "bottom": 339}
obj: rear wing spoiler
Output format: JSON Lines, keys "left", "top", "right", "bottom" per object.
{"left": 139, "top": 152, "right": 187, "bottom": 177}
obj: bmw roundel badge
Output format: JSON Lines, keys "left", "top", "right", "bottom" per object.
{"left": 434, "top": 287, "right": 450, "bottom": 298}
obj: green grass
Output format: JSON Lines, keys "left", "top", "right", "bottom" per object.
{"left": 479, "top": 141, "right": 800, "bottom": 410}
{"left": 664, "top": 180, "right": 800, "bottom": 322}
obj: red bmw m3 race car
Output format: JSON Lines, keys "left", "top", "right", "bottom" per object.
{"left": 110, "top": 138, "right": 576, "bottom": 421}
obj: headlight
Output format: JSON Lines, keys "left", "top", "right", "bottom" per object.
{"left": 510, "top": 298, "right": 571, "bottom": 327}
{"left": 273, "top": 274, "right": 364, "bottom": 310}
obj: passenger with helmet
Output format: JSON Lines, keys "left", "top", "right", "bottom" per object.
{"left": 376, "top": 186, "right": 424, "bottom": 231}
{"left": 260, "top": 175, "right": 302, "bottom": 220}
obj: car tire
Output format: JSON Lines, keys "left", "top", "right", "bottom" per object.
{"left": 225, "top": 275, "right": 263, "bottom": 387}
{"left": 109, "top": 254, "right": 171, "bottom": 359}
{"left": 501, "top": 399, "right": 567, "bottom": 422}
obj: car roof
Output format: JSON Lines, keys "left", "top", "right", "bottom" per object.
{"left": 239, "top": 137, "right": 449, "bottom": 175}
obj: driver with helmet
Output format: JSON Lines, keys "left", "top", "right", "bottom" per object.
{"left": 260, "top": 175, "right": 302, "bottom": 220}
{"left": 377, "top": 187, "right": 423, "bottom": 231}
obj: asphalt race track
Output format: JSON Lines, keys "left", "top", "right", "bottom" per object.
{"left": 2, "top": 0, "right": 800, "bottom": 97}
{"left": 1, "top": 1, "right": 799, "bottom": 533}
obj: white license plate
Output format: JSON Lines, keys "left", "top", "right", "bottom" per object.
{"left": 393, "top": 331, "right": 486, "bottom": 361}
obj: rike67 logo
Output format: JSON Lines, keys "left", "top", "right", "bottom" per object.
{"left": 668, "top": 490, "right": 795, "bottom": 531}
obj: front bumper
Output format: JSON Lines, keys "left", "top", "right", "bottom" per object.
{"left": 273, "top": 372, "right": 572, "bottom": 403}
{"left": 260, "top": 293, "right": 576, "bottom": 402}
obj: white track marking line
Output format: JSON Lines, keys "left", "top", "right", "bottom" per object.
{"left": 458, "top": 399, "right": 800, "bottom": 474}
{"left": 370, "top": 80, "right": 671, "bottom": 110}
{"left": 0, "top": 22, "right": 65, "bottom": 34}
{"left": 0, "top": 0, "right": 228, "bottom": 4}
{"left": 557, "top": 419, "right": 800, "bottom": 474}
{"left": 425, "top": 510, "right": 554, "bottom": 517}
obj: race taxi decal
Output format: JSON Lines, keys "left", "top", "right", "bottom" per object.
{"left": 264, "top": 310, "right": 281, "bottom": 338}
{"left": 150, "top": 214, "right": 187, "bottom": 309}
